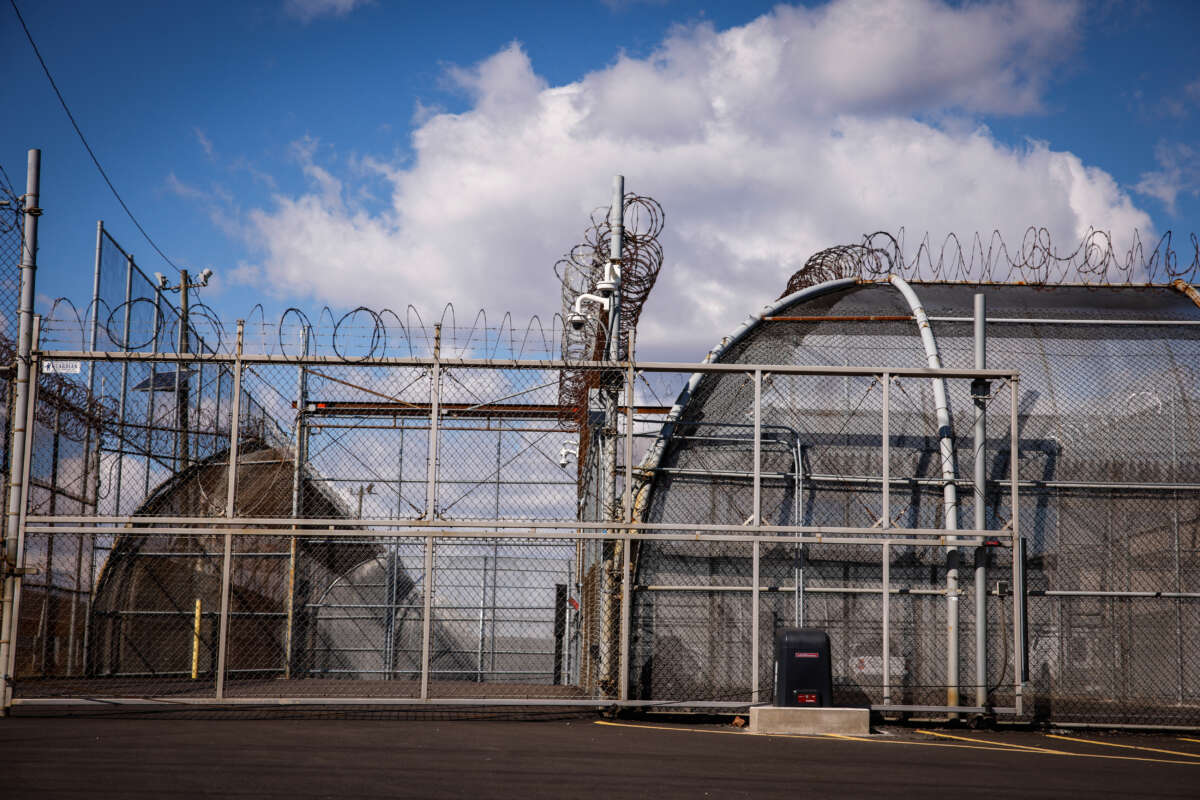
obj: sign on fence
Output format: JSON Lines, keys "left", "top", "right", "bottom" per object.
{"left": 41, "top": 359, "right": 80, "bottom": 374}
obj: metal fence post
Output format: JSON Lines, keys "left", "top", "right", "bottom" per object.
{"left": 882, "top": 541, "right": 891, "bottom": 706}
{"left": 751, "top": 538, "right": 760, "bottom": 703}
{"left": 881, "top": 372, "right": 890, "bottom": 527}
{"left": 284, "top": 330, "right": 308, "bottom": 679}
{"left": 214, "top": 321, "right": 244, "bottom": 700}
{"left": 420, "top": 325, "right": 441, "bottom": 700}
{"left": 3, "top": 316, "right": 40, "bottom": 710}
{"left": 1, "top": 151, "right": 40, "bottom": 715}
{"left": 753, "top": 369, "right": 761, "bottom": 526}
{"left": 617, "top": 348, "right": 635, "bottom": 701}
{"left": 618, "top": 529, "right": 631, "bottom": 701}
{"left": 112, "top": 253, "right": 134, "bottom": 514}
{"left": 973, "top": 293, "right": 989, "bottom": 709}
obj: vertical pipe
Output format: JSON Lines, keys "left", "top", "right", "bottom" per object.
{"left": 477, "top": 556, "right": 486, "bottom": 682}
{"left": 751, "top": 539, "right": 760, "bottom": 703}
{"left": 1, "top": 151, "right": 40, "bottom": 715}
{"left": 38, "top": 405, "right": 61, "bottom": 675}
{"left": 425, "top": 325, "right": 441, "bottom": 520}
{"left": 420, "top": 325, "right": 441, "bottom": 700}
{"left": 143, "top": 285, "right": 161, "bottom": 501}
{"left": 973, "top": 294, "right": 989, "bottom": 709}
{"left": 420, "top": 535, "right": 434, "bottom": 700}
{"left": 284, "top": 330, "right": 308, "bottom": 679}
{"left": 882, "top": 373, "right": 890, "bottom": 526}
{"left": 600, "top": 176, "right": 623, "bottom": 696}
{"left": 753, "top": 370, "right": 762, "bottom": 526}
{"left": 885, "top": 275, "right": 959, "bottom": 711}
{"left": 624, "top": 332, "right": 635, "bottom": 521}
{"left": 74, "top": 221, "right": 102, "bottom": 674}
{"left": 489, "top": 548, "right": 498, "bottom": 672}
{"left": 214, "top": 321, "right": 244, "bottom": 700}
{"left": 882, "top": 541, "right": 891, "bottom": 705}
{"left": 112, "top": 254, "right": 133, "bottom": 514}
{"left": 618, "top": 524, "right": 631, "bottom": 701}
{"left": 797, "top": 446, "right": 806, "bottom": 627}
{"left": 1010, "top": 376, "right": 1024, "bottom": 715}
{"left": 792, "top": 439, "right": 801, "bottom": 627}
{"left": 4, "top": 317, "right": 40, "bottom": 709}
{"left": 176, "top": 270, "right": 190, "bottom": 473}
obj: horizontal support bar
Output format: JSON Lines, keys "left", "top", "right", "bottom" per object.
{"left": 1034, "top": 590, "right": 1200, "bottom": 599}
{"left": 36, "top": 351, "right": 1020, "bottom": 379}
{"left": 20, "top": 525, "right": 1006, "bottom": 548}
{"left": 26, "top": 515, "right": 1014, "bottom": 540}
{"left": 636, "top": 585, "right": 947, "bottom": 596}
{"left": 7, "top": 696, "right": 1018, "bottom": 714}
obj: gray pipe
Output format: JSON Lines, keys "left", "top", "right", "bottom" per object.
{"left": 973, "top": 293, "right": 988, "bottom": 709}
{"left": 1, "top": 150, "right": 41, "bottom": 714}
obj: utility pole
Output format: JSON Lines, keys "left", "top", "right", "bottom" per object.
{"left": 600, "top": 175, "right": 623, "bottom": 693}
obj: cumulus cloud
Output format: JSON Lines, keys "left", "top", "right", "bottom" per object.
{"left": 283, "top": 0, "right": 371, "bottom": 23}
{"left": 242, "top": 0, "right": 1152, "bottom": 359}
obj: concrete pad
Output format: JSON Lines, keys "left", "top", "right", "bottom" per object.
{"left": 749, "top": 706, "right": 870, "bottom": 735}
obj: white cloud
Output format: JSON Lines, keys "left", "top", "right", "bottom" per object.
{"left": 283, "top": 0, "right": 371, "bottom": 23}
{"left": 1135, "top": 142, "right": 1200, "bottom": 216}
{"left": 242, "top": 0, "right": 1152, "bottom": 360}
{"left": 194, "top": 128, "right": 215, "bottom": 160}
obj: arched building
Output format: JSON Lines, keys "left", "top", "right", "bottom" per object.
{"left": 626, "top": 275, "right": 1200, "bottom": 724}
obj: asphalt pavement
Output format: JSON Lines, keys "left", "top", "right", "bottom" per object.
{"left": 2, "top": 711, "right": 1198, "bottom": 798}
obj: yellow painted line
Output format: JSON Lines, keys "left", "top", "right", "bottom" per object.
{"left": 593, "top": 720, "right": 824, "bottom": 740}
{"left": 825, "top": 733, "right": 1018, "bottom": 754}
{"left": 1045, "top": 733, "right": 1200, "bottom": 760}
{"left": 917, "top": 729, "right": 1055, "bottom": 753}
{"left": 1178, "top": 737, "right": 1200, "bottom": 746}
{"left": 595, "top": 721, "right": 1200, "bottom": 765}
{"left": 917, "top": 729, "right": 1199, "bottom": 766}
{"left": 596, "top": 723, "right": 1028, "bottom": 753}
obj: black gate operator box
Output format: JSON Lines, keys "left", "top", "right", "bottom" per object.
{"left": 774, "top": 628, "right": 833, "bottom": 707}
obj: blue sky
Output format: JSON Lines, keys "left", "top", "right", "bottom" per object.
{"left": 2, "top": 0, "right": 1198, "bottom": 358}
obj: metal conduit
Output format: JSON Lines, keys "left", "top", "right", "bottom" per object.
{"left": 886, "top": 274, "right": 961, "bottom": 711}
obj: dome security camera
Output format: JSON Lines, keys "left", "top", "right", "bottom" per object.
{"left": 567, "top": 312, "right": 587, "bottom": 331}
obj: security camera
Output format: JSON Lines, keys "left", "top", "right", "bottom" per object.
{"left": 199, "top": 268, "right": 214, "bottom": 284}
{"left": 558, "top": 440, "right": 578, "bottom": 467}
{"left": 596, "top": 262, "right": 621, "bottom": 297}
{"left": 567, "top": 312, "right": 587, "bottom": 331}
{"left": 154, "top": 272, "right": 168, "bottom": 289}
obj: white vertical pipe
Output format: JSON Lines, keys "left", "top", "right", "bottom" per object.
{"left": 886, "top": 274, "right": 959, "bottom": 710}
{"left": 214, "top": 320, "right": 244, "bottom": 700}
{"left": 973, "top": 293, "right": 988, "bottom": 709}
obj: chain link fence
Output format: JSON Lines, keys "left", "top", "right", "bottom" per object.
{"left": 6, "top": 339, "right": 1025, "bottom": 714}
{"left": 4, "top": 255, "right": 1198, "bottom": 725}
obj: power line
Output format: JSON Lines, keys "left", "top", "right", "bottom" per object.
{"left": 8, "top": 0, "right": 182, "bottom": 272}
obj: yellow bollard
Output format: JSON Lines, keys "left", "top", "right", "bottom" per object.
{"left": 191, "top": 598, "right": 201, "bottom": 680}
